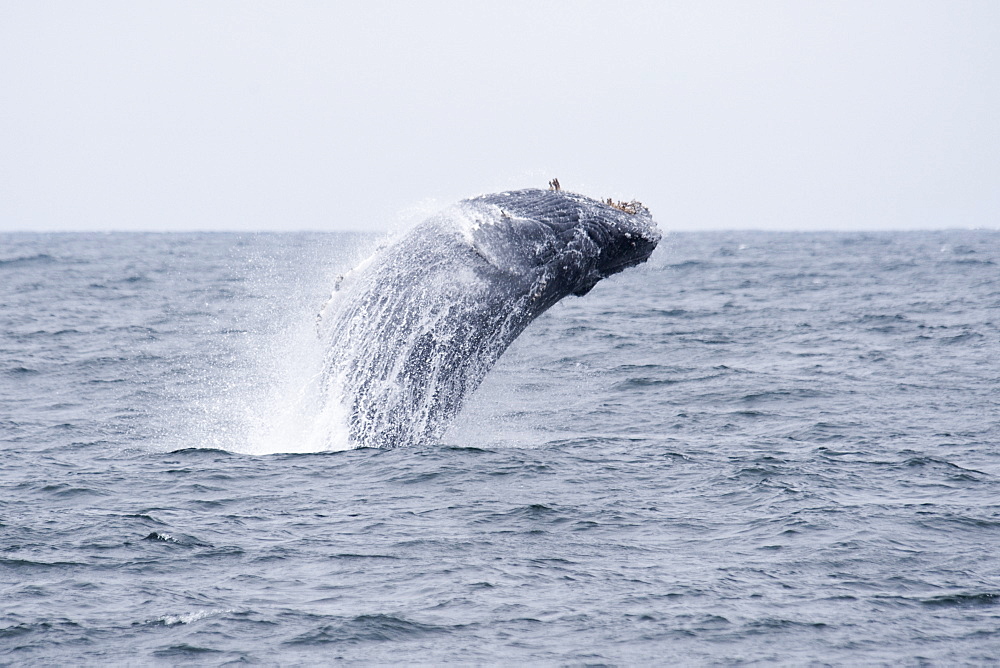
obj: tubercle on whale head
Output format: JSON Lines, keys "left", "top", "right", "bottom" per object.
{"left": 578, "top": 195, "right": 661, "bottom": 289}
{"left": 465, "top": 188, "right": 660, "bottom": 300}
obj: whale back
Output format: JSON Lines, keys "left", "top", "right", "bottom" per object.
{"left": 319, "top": 189, "right": 660, "bottom": 448}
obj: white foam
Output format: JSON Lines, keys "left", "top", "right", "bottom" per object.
{"left": 241, "top": 312, "right": 354, "bottom": 455}
{"left": 167, "top": 234, "right": 382, "bottom": 455}
{"left": 154, "top": 609, "right": 236, "bottom": 626}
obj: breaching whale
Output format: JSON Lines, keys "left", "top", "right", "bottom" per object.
{"left": 318, "top": 188, "right": 660, "bottom": 448}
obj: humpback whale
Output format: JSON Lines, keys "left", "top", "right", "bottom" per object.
{"left": 318, "top": 188, "right": 660, "bottom": 448}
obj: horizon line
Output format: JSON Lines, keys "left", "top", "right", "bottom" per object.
{"left": 2, "top": 226, "right": 997, "bottom": 235}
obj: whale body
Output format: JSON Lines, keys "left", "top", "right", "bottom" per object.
{"left": 318, "top": 188, "right": 661, "bottom": 448}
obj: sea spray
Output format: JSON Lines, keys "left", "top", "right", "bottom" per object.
{"left": 169, "top": 232, "right": 376, "bottom": 454}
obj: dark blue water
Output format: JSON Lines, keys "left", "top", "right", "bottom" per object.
{"left": 2, "top": 230, "right": 999, "bottom": 664}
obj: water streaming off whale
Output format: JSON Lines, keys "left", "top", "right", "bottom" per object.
{"left": 316, "top": 189, "right": 660, "bottom": 448}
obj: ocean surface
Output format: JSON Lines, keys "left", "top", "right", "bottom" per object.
{"left": 1, "top": 228, "right": 998, "bottom": 664}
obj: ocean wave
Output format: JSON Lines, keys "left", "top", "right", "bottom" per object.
{"left": 0, "top": 253, "right": 55, "bottom": 268}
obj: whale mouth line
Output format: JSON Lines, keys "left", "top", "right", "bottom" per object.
{"left": 602, "top": 255, "right": 651, "bottom": 277}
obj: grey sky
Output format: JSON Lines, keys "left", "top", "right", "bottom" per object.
{"left": 1, "top": 1, "right": 997, "bottom": 232}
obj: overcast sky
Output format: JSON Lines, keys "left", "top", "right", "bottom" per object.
{"left": 1, "top": 1, "right": 997, "bottom": 232}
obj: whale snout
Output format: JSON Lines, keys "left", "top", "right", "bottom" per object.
{"left": 588, "top": 205, "right": 661, "bottom": 280}
{"left": 620, "top": 220, "right": 661, "bottom": 264}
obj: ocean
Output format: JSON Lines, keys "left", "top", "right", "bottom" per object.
{"left": 1, "top": 228, "right": 998, "bottom": 664}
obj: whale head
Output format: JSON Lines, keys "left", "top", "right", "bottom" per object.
{"left": 464, "top": 188, "right": 661, "bottom": 303}
{"left": 574, "top": 197, "right": 661, "bottom": 294}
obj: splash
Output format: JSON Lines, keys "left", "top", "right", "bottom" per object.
{"left": 171, "top": 190, "right": 658, "bottom": 454}
{"left": 172, "top": 233, "right": 378, "bottom": 455}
